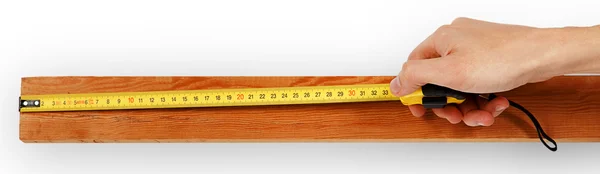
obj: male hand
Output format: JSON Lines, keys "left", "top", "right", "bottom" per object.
{"left": 389, "top": 17, "right": 592, "bottom": 126}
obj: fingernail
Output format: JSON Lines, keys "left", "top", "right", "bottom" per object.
{"left": 494, "top": 106, "right": 506, "bottom": 117}
{"left": 390, "top": 77, "right": 401, "bottom": 96}
{"left": 409, "top": 109, "right": 420, "bottom": 117}
{"left": 477, "top": 122, "right": 485, "bottom": 126}
{"left": 448, "top": 117, "right": 460, "bottom": 124}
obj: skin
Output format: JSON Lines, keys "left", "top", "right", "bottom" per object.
{"left": 389, "top": 17, "right": 600, "bottom": 127}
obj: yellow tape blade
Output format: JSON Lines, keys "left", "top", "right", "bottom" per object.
{"left": 19, "top": 84, "right": 400, "bottom": 112}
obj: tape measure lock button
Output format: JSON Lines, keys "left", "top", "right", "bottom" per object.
{"left": 421, "top": 97, "right": 448, "bottom": 108}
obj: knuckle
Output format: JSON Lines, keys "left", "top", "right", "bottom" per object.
{"left": 433, "top": 25, "right": 454, "bottom": 42}
{"left": 436, "top": 24, "right": 452, "bottom": 33}
{"left": 400, "top": 61, "right": 417, "bottom": 83}
{"left": 451, "top": 17, "right": 471, "bottom": 25}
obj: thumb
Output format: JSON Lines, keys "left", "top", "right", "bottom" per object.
{"left": 390, "top": 57, "right": 454, "bottom": 97}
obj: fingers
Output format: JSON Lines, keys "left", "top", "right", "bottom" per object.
{"left": 389, "top": 77, "right": 403, "bottom": 96}
{"left": 392, "top": 22, "right": 461, "bottom": 97}
{"left": 405, "top": 95, "right": 509, "bottom": 126}
{"left": 482, "top": 96, "right": 509, "bottom": 117}
{"left": 463, "top": 110, "right": 494, "bottom": 126}
{"left": 409, "top": 103, "right": 464, "bottom": 125}
{"left": 391, "top": 58, "right": 454, "bottom": 97}
{"left": 394, "top": 18, "right": 509, "bottom": 127}
{"left": 474, "top": 95, "right": 509, "bottom": 117}
{"left": 457, "top": 95, "right": 478, "bottom": 115}
{"left": 432, "top": 105, "right": 463, "bottom": 124}
{"left": 462, "top": 96, "right": 494, "bottom": 126}
{"left": 408, "top": 105, "right": 426, "bottom": 117}
{"left": 461, "top": 96, "right": 509, "bottom": 126}
{"left": 410, "top": 104, "right": 464, "bottom": 125}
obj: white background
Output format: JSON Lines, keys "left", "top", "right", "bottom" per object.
{"left": 1, "top": 0, "right": 600, "bottom": 173}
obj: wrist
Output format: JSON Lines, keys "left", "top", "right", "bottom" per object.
{"left": 540, "top": 26, "right": 600, "bottom": 75}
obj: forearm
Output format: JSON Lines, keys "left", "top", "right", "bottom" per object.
{"left": 545, "top": 25, "right": 600, "bottom": 75}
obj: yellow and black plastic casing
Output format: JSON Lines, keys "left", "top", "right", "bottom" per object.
{"left": 399, "top": 84, "right": 466, "bottom": 108}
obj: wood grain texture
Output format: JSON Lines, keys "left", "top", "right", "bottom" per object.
{"left": 19, "top": 76, "right": 600, "bottom": 143}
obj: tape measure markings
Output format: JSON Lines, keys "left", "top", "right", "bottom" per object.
{"left": 19, "top": 84, "right": 400, "bottom": 112}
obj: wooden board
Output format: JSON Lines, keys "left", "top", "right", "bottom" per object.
{"left": 19, "top": 76, "right": 600, "bottom": 143}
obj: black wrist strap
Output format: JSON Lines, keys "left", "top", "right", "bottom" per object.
{"left": 487, "top": 94, "right": 558, "bottom": 152}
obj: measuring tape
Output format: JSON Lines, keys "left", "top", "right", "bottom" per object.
{"left": 18, "top": 83, "right": 466, "bottom": 112}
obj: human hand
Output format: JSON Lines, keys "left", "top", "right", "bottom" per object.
{"left": 389, "top": 17, "right": 598, "bottom": 126}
